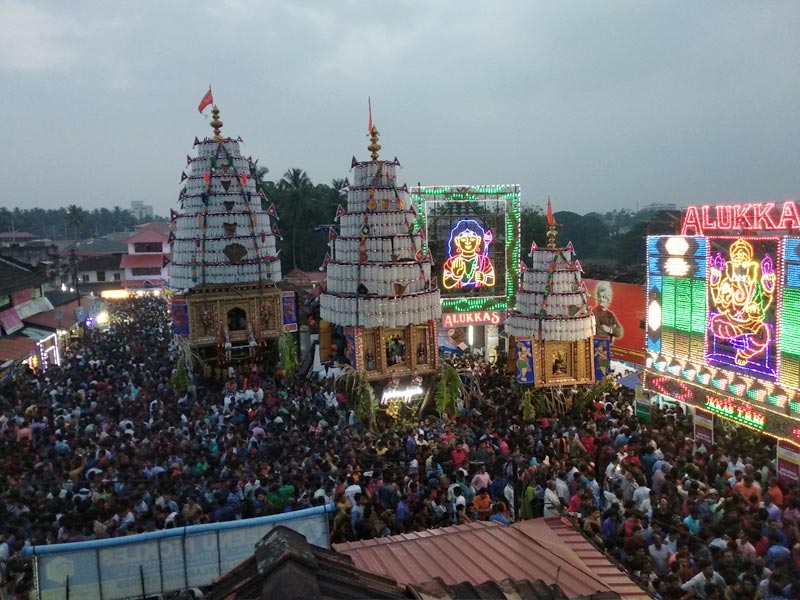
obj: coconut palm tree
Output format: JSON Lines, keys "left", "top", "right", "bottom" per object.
{"left": 278, "top": 168, "right": 320, "bottom": 270}
{"left": 65, "top": 205, "right": 85, "bottom": 240}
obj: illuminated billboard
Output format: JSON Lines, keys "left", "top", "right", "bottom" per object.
{"left": 645, "top": 201, "right": 800, "bottom": 442}
{"left": 412, "top": 185, "right": 520, "bottom": 313}
{"left": 707, "top": 237, "right": 777, "bottom": 379}
{"left": 584, "top": 279, "right": 646, "bottom": 366}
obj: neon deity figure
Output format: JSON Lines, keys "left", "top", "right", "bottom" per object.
{"left": 441, "top": 219, "right": 496, "bottom": 290}
{"left": 708, "top": 238, "right": 775, "bottom": 366}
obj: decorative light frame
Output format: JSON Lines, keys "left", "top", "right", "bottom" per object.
{"left": 644, "top": 231, "right": 800, "bottom": 442}
{"left": 412, "top": 184, "right": 520, "bottom": 313}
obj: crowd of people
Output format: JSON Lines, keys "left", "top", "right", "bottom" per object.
{"left": 0, "top": 296, "right": 798, "bottom": 599}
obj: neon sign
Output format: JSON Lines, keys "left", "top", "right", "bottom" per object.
{"left": 442, "top": 310, "right": 503, "bottom": 328}
{"left": 682, "top": 201, "right": 800, "bottom": 236}
{"left": 704, "top": 396, "right": 765, "bottom": 430}
{"left": 381, "top": 385, "right": 424, "bottom": 406}
{"left": 442, "top": 219, "right": 496, "bottom": 290}
{"left": 707, "top": 238, "right": 776, "bottom": 377}
{"left": 649, "top": 375, "right": 695, "bottom": 401}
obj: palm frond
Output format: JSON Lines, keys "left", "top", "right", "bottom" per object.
{"left": 335, "top": 366, "right": 377, "bottom": 430}
{"left": 279, "top": 333, "right": 299, "bottom": 377}
{"left": 434, "top": 362, "right": 461, "bottom": 417}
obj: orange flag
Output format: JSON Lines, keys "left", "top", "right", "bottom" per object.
{"left": 546, "top": 196, "right": 555, "bottom": 226}
{"left": 368, "top": 97, "right": 373, "bottom": 133}
{"left": 198, "top": 87, "right": 213, "bottom": 113}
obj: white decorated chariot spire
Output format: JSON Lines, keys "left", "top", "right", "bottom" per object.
{"left": 319, "top": 123, "right": 441, "bottom": 328}
{"left": 170, "top": 105, "right": 282, "bottom": 290}
{"left": 506, "top": 198, "right": 594, "bottom": 342}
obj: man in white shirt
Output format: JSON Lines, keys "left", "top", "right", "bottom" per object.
{"left": 503, "top": 481, "right": 515, "bottom": 520}
{"left": 605, "top": 455, "right": 623, "bottom": 485}
{"left": 680, "top": 560, "right": 726, "bottom": 600}
{"left": 648, "top": 534, "right": 671, "bottom": 577}
{"left": 632, "top": 479, "right": 651, "bottom": 511}
{"left": 639, "top": 490, "right": 655, "bottom": 519}
{"left": 555, "top": 473, "right": 570, "bottom": 504}
{"left": 727, "top": 456, "right": 745, "bottom": 477}
{"left": 543, "top": 481, "right": 562, "bottom": 517}
{"left": 344, "top": 477, "right": 362, "bottom": 508}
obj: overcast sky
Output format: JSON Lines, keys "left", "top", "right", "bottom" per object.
{"left": 2, "top": 1, "right": 800, "bottom": 217}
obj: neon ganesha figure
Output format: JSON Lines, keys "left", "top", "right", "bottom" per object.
{"left": 708, "top": 238, "right": 775, "bottom": 365}
{"left": 442, "top": 219, "right": 495, "bottom": 290}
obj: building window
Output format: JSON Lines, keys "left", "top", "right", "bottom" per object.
{"left": 96, "top": 271, "right": 106, "bottom": 282}
{"left": 131, "top": 267, "right": 162, "bottom": 276}
{"left": 113, "top": 273, "right": 121, "bottom": 281}
{"left": 133, "top": 242, "right": 162, "bottom": 253}
{"left": 81, "top": 274, "right": 90, "bottom": 283}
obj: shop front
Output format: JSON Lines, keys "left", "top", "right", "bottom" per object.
{"left": 23, "top": 296, "right": 94, "bottom": 358}
{"left": 439, "top": 309, "right": 503, "bottom": 361}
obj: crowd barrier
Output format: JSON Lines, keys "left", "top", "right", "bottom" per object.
{"left": 21, "top": 504, "right": 334, "bottom": 600}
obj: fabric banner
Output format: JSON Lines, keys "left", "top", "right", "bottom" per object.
{"left": 344, "top": 328, "right": 357, "bottom": 368}
{"left": 584, "top": 279, "right": 646, "bottom": 365}
{"left": 171, "top": 302, "right": 189, "bottom": 336}
{"left": 694, "top": 407, "right": 714, "bottom": 447}
{"left": 593, "top": 337, "right": 610, "bottom": 380}
{"left": 89, "top": 298, "right": 103, "bottom": 317}
{"left": 515, "top": 339, "right": 534, "bottom": 384}
{"left": 777, "top": 440, "right": 800, "bottom": 483}
{"left": 0, "top": 307, "right": 23, "bottom": 335}
{"left": 15, "top": 297, "right": 55, "bottom": 320}
{"left": 281, "top": 291, "right": 298, "bottom": 332}
{"left": 634, "top": 382, "right": 651, "bottom": 423}
{"left": 438, "top": 326, "right": 467, "bottom": 355}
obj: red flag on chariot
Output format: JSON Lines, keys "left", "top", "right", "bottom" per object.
{"left": 198, "top": 87, "right": 213, "bottom": 113}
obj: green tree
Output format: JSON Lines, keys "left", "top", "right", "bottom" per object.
{"left": 254, "top": 163, "right": 270, "bottom": 210}
{"left": 277, "top": 168, "right": 320, "bottom": 271}
{"left": 10, "top": 207, "right": 33, "bottom": 236}
{"left": 111, "top": 206, "right": 130, "bottom": 231}
{"left": 65, "top": 205, "right": 85, "bottom": 240}
{"left": 554, "top": 211, "right": 610, "bottom": 258}
{"left": 612, "top": 220, "right": 648, "bottom": 276}
{"left": 520, "top": 206, "right": 548, "bottom": 252}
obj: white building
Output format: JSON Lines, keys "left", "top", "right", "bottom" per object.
{"left": 130, "top": 201, "right": 154, "bottom": 221}
{"left": 120, "top": 224, "right": 170, "bottom": 290}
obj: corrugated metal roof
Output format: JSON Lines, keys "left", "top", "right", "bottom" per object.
{"left": 208, "top": 525, "right": 607, "bottom": 600}
{"left": 24, "top": 297, "right": 92, "bottom": 330}
{"left": 535, "top": 518, "right": 646, "bottom": 600}
{"left": 0, "top": 232, "right": 35, "bottom": 239}
{"left": 334, "top": 519, "right": 647, "bottom": 600}
{"left": 0, "top": 336, "right": 37, "bottom": 361}
{"left": 123, "top": 226, "right": 169, "bottom": 244}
